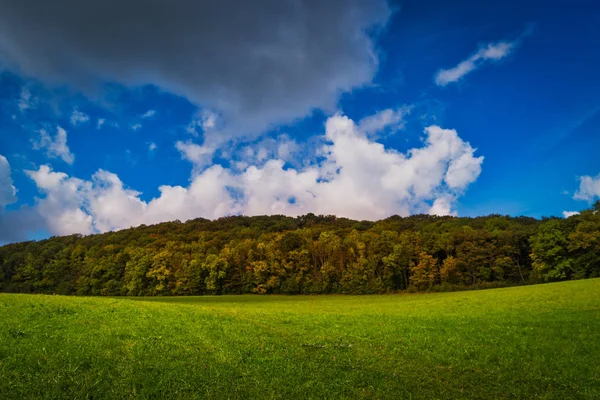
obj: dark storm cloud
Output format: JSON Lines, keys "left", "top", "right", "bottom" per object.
{"left": 0, "top": 0, "right": 391, "bottom": 136}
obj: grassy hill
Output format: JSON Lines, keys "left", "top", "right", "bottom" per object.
{"left": 1, "top": 279, "right": 599, "bottom": 399}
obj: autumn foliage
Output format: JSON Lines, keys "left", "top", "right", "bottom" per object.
{"left": 1, "top": 202, "right": 599, "bottom": 295}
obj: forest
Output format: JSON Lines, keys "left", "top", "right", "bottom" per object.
{"left": 1, "top": 202, "right": 599, "bottom": 296}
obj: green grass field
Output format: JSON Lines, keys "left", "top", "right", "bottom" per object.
{"left": 1, "top": 280, "right": 599, "bottom": 399}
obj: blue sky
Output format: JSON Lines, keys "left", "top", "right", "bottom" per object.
{"left": 0, "top": 0, "right": 599, "bottom": 243}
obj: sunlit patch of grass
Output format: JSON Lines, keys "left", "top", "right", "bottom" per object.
{"left": 1, "top": 279, "right": 599, "bottom": 399}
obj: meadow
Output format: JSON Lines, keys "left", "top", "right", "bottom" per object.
{"left": 1, "top": 279, "right": 599, "bottom": 399}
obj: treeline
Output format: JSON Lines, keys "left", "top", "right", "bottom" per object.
{"left": 1, "top": 202, "right": 599, "bottom": 296}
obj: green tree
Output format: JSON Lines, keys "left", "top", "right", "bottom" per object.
{"left": 203, "top": 254, "right": 229, "bottom": 294}
{"left": 531, "top": 219, "right": 572, "bottom": 281}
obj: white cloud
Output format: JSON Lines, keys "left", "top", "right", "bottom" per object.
{"left": 175, "top": 141, "right": 215, "bottom": 170}
{"left": 131, "top": 123, "right": 142, "bottom": 131}
{"left": 70, "top": 109, "right": 90, "bottom": 126}
{"left": 18, "top": 112, "right": 483, "bottom": 236}
{"left": 97, "top": 118, "right": 105, "bottom": 129}
{"left": 32, "top": 126, "right": 75, "bottom": 164}
{"left": 563, "top": 211, "right": 580, "bottom": 218}
{"left": 429, "top": 197, "right": 455, "bottom": 217}
{"left": 444, "top": 148, "right": 484, "bottom": 189}
{"left": 23, "top": 164, "right": 236, "bottom": 234}
{"left": 357, "top": 105, "right": 412, "bottom": 137}
{"left": 435, "top": 40, "right": 517, "bottom": 86}
{"left": 573, "top": 174, "right": 600, "bottom": 201}
{"left": 0, "top": 155, "right": 18, "bottom": 207}
{"left": 148, "top": 142, "right": 157, "bottom": 152}
{"left": 85, "top": 170, "right": 148, "bottom": 232}
{"left": 141, "top": 109, "right": 156, "bottom": 119}
{"left": 25, "top": 165, "right": 93, "bottom": 235}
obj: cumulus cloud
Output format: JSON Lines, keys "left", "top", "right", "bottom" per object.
{"left": 20, "top": 164, "right": 236, "bottom": 236}
{"left": 148, "top": 142, "right": 157, "bottom": 152}
{"left": 0, "top": 155, "right": 17, "bottom": 207}
{"left": 32, "top": 127, "right": 75, "bottom": 164}
{"left": 24, "top": 166, "right": 93, "bottom": 235}
{"left": 429, "top": 197, "right": 455, "bottom": 217}
{"left": 435, "top": 40, "right": 517, "bottom": 86}
{"left": 563, "top": 211, "right": 580, "bottom": 218}
{"left": 8, "top": 113, "right": 483, "bottom": 238}
{"left": 70, "top": 109, "right": 90, "bottom": 126}
{"left": 573, "top": 174, "right": 600, "bottom": 201}
{"left": 0, "top": 0, "right": 391, "bottom": 137}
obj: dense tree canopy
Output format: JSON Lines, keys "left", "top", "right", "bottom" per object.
{"left": 1, "top": 203, "right": 599, "bottom": 295}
